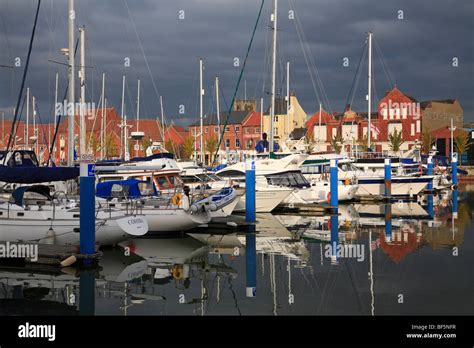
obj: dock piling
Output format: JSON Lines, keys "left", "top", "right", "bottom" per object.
{"left": 80, "top": 161, "right": 96, "bottom": 260}
{"left": 245, "top": 158, "right": 256, "bottom": 297}
{"left": 329, "top": 159, "right": 338, "bottom": 212}
{"left": 384, "top": 158, "right": 391, "bottom": 198}
{"left": 427, "top": 156, "right": 433, "bottom": 191}
{"left": 452, "top": 155, "right": 458, "bottom": 187}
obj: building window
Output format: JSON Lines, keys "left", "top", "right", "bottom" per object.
{"left": 214, "top": 127, "right": 219, "bottom": 133}
{"left": 247, "top": 140, "right": 253, "bottom": 149}
{"left": 274, "top": 127, "right": 278, "bottom": 135}
{"left": 245, "top": 128, "right": 250, "bottom": 134}
{"left": 410, "top": 123, "right": 415, "bottom": 136}
{"left": 235, "top": 126, "right": 240, "bottom": 133}
{"left": 225, "top": 139, "right": 230, "bottom": 148}
{"left": 389, "top": 108, "right": 394, "bottom": 119}
{"left": 205, "top": 127, "right": 209, "bottom": 134}
{"left": 191, "top": 128, "right": 195, "bottom": 135}
{"left": 381, "top": 108, "right": 387, "bottom": 119}
{"left": 275, "top": 116, "right": 278, "bottom": 122}
{"left": 255, "top": 127, "right": 260, "bottom": 134}
{"left": 225, "top": 126, "right": 230, "bottom": 132}
{"left": 416, "top": 120, "right": 420, "bottom": 133}
{"left": 236, "top": 139, "right": 241, "bottom": 148}
{"left": 395, "top": 108, "right": 400, "bottom": 119}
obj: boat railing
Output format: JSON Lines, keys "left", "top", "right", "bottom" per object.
{"left": 350, "top": 151, "right": 394, "bottom": 159}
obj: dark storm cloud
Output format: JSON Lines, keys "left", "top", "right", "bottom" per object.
{"left": 0, "top": 0, "right": 473, "bottom": 127}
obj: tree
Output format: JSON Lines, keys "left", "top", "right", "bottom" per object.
{"left": 330, "top": 133, "right": 343, "bottom": 154}
{"left": 389, "top": 129, "right": 404, "bottom": 153}
{"left": 421, "top": 130, "right": 435, "bottom": 155}
{"left": 357, "top": 135, "right": 369, "bottom": 152}
{"left": 142, "top": 138, "right": 153, "bottom": 155}
{"left": 182, "top": 136, "right": 195, "bottom": 160}
{"left": 454, "top": 130, "right": 472, "bottom": 165}
{"left": 104, "top": 134, "right": 118, "bottom": 158}
{"left": 165, "top": 138, "right": 175, "bottom": 153}
{"left": 205, "top": 135, "right": 218, "bottom": 165}
{"left": 88, "top": 132, "right": 101, "bottom": 156}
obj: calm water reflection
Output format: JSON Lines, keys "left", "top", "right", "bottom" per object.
{"left": 0, "top": 186, "right": 472, "bottom": 316}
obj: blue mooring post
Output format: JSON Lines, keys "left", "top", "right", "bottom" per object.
{"left": 427, "top": 156, "right": 433, "bottom": 191}
{"left": 330, "top": 214, "right": 339, "bottom": 265}
{"left": 79, "top": 269, "right": 95, "bottom": 315}
{"left": 451, "top": 155, "right": 458, "bottom": 187}
{"left": 80, "top": 160, "right": 96, "bottom": 258}
{"left": 245, "top": 158, "right": 256, "bottom": 297}
{"left": 452, "top": 189, "right": 458, "bottom": 219}
{"left": 384, "top": 204, "right": 392, "bottom": 242}
{"left": 384, "top": 158, "right": 391, "bottom": 198}
{"left": 329, "top": 159, "right": 338, "bottom": 212}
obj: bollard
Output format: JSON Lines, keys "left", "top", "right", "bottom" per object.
{"left": 245, "top": 159, "right": 256, "bottom": 223}
{"left": 329, "top": 159, "right": 338, "bottom": 211}
{"left": 245, "top": 158, "right": 256, "bottom": 297}
{"left": 427, "top": 156, "right": 433, "bottom": 191}
{"left": 384, "top": 158, "right": 391, "bottom": 198}
{"left": 330, "top": 214, "right": 339, "bottom": 265}
{"left": 384, "top": 204, "right": 392, "bottom": 242}
{"left": 79, "top": 269, "right": 95, "bottom": 315}
{"left": 451, "top": 155, "right": 458, "bottom": 187}
{"left": 80, "top": 160, "right": 96, "bottom": 257}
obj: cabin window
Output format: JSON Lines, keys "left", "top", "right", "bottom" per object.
{"left": 156, "top": 176, "right": 170, "bottom": 189}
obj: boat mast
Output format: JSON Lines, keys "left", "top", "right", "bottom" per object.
{"left": 25, "top": 87, "right": 30, "bottom": 150}
{"left": 160, "top": 95, "right": 165, "bottom": 144}
{"left": 367, "top": 31, "right": 373, "bottom": 151}
{"left": 215, "top": 75, "right": 220, "bottom": 149}
{"left": 270, "top": 0, "right": 278, "bottom": 157}
{"left": 79, "top": 25, "right": 86, "bottom": 157}
{"left": 318, "top": 102, "right": 322, "bottom": 152}
{"left": 286, "top": 61, "right": 290, "bottom": 140}
{"left": 67, "top": 0, "right": 75, "bottom": 166}
{"left": 54, "top": 72, "right": 59, "bottom": 159}
{"left": 100, "top": 72, "right": 105, "bottom": 159}
{"left": 120, "top": 75, "right": 125, "bottom": 159}
{"left": 32, "top": 95, "right": 37, "bottom": 154}
{"left": 199, "top": 58, "right": 204, "bottom": 164}
{"left": 136, "top": 78, "right": 140, "bottom": 157}
{"left": 260, "top": 97, "right": 264, "bottom": 140}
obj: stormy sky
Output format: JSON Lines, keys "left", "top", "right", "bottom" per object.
{"left": 0, "top": 0, "right": 473, "bottom": 128}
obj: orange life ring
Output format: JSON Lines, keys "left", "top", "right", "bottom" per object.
{"left": 171, "top": 193, "right": 183, "bottom": 206}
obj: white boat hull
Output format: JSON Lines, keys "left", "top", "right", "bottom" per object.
{"left": 234, "top": 189, "right": 292, "bottom": 213}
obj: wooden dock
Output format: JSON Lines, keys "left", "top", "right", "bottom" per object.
{"left": 273, "top": 204, "right": 339, "bottom": 216}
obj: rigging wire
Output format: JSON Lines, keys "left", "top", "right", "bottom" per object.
{"left": 5, "top": 0, "right": 41, "bottom": 159}
{"left": 211, "top": 0, "right": 265, "bottom": 166}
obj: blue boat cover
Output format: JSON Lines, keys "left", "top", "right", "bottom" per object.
{"left": 0, "top": 165, "right": 79, "bottom": 184}
{"left": 11, "top": 185, "right": 52, "bottom": 206}
{"left": 96, "top": 179, "right": 154, "bottom": 199}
